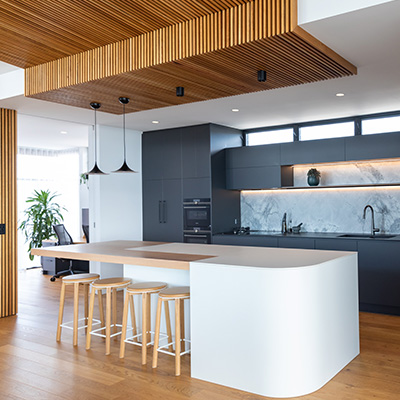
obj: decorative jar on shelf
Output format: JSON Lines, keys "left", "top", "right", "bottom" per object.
{"left": 307, "top": 168, "right": 321, "bottom": 186}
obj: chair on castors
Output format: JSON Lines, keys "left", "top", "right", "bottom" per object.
{"left": 82, "top": 224, "right": 89, "bottom": 243}
{"left": 50, "top": 224, "right": 85, "bottom": 282}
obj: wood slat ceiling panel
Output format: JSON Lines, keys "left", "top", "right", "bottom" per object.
{"left": 0, "top": 0, "right": 252, "bottom": 68}
{"left": 25, "top": 0, "right": 355, "bottom": 114}
{"left": 28, "top": 32, "right": 355, "bottom": 115}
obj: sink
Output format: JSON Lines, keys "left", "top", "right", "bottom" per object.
{"left": 338, "top": 234, "right": 396, "bottom": 239}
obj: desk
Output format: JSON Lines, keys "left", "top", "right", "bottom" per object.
{"left": 32, "top": 240, "right": 359, "bottom": 398}
{"left": 41, "top": 238, "right": 89, "bottom": 275}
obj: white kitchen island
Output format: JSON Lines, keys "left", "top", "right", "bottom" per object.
{"left": 33, "top": 241, "right": 359, "bottom": 398}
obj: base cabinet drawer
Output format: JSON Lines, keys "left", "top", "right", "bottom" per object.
{"left": 212, "top": 235, "right": 278, "bottom": 247}
{"left": 278, "top": 238, "right": 315, "bottom": 249}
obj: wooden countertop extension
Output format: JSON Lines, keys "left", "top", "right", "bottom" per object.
{"left": 31, "top": 240, "right": 215, "bottom": 270}
{"left": 31, "top": 240, "right": 356, "bottom": 270}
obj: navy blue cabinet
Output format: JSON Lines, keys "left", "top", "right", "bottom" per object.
{"left": 212, "top": 235, "right": 278, "bottom": 247}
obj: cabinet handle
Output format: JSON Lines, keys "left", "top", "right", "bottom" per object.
{"left": 159, "top": 201, "right": 162, "bottom": 223}
{"left": 163, "top": 201, "right": 167, "bottom": 223}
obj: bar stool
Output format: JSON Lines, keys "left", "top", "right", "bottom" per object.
{"left": 56, "top": 273, "right": 100, "bottom": 346}
{"left": 119, "top": 281, "right": 169, "bottom": 364}
{"left": 86, "top": 277, "right": 132, "bottom": 355}
{"left": 152, "top": 286, "right": 190, "bottom": 376}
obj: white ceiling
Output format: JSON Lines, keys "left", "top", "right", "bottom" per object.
{"left": 1, "top": 0, "right": 400, "bottom": 148}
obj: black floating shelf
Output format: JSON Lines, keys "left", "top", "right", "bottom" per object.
{"left": 278, "top": 183, "right": 400, "bottom": 190}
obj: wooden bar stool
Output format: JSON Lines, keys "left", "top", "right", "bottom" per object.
{"left": 119, "top": 281, "right": 170, "bottom": 365}
{"left": 86, "top": 277, "right": 132, "bottom": 355}
{"left": 152, "top": 286, "right": 190, "bottom": 376}
{"left": 56, "top": 273, "right": 100, "bottom": 346}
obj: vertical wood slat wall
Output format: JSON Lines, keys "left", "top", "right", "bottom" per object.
{"left": 0, "top": 108, "right": 17, "bottom": 318}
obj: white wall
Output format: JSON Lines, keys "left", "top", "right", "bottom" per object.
{"left": 89, "top": 124, "right": 142, "bottom": 277}
{"left": 0, "top": 69, "right": 23, "bottom": 100}
{"left": 298, "top": 0, "right": 395, "bottom": 24}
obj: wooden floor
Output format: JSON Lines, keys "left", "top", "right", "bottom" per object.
{"left": 0, "top": 270, "right": 399, "bottom": 400}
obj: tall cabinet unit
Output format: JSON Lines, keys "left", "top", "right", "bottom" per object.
{"left": 142, "top": 124, "right": 242, "bottom": 242}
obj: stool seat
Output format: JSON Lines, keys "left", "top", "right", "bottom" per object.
{"left": 92, "top": 277, "right": 132, "bottom": 288}
{"left": 127, "top": 281, "right": 167, "bottom": 293}
{"left": 159, "top": 286, "right": 190, "bottom": 298}
{"left": 62, "top": 273, "right": 100, "bottom": 283}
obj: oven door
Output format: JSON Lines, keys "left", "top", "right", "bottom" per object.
{"left": 183, "top": 205, "right": 211, "bottom": 230}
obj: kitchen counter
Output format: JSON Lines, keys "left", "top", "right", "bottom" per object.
{"left": 32, "top": 241, "right": 359, "bottom": 398}
{"left": 215, "top": 231, "right": 400, "bottom": 240}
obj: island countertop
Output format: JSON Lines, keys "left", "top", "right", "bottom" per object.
{"left": 32, "top": 240, "right": 355, "bottom": 270}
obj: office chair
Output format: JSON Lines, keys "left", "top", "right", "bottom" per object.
{"left": 50, "top": 224, "right": 85, "bottom": 282}
{"left": 82, "top": 224, "right": 89, "bottom": 243}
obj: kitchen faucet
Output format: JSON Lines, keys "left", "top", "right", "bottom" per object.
{"left": 363, "top": 205, "right": 380, "bottom": 237}
{"left": 281, "top": 212, "right": 287, "bottom": 234}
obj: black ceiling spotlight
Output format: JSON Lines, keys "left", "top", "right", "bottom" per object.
{"left": 176, "top": 86, "right": 184, "bottom": 97}
{"left": 257, "top": 70, "right": 267, "bottom": 82}
{"left": 86, "top": 102, "right": 108, "bottom": 175}
{"left": 112, "top": 97, "right": 138, "bottom": 173}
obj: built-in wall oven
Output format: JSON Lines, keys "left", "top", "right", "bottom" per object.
{"left": 183, "top": 198, "right": 211, "bottom": 244}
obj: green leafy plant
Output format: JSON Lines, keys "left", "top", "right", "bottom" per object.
{"left": 307, "top": 168, "right": 321, "bottom": 178}
{"left": 80, "top": 173, "right": 88, "bottom": 186}
{"left": 19, "top": 190, "right": 66, "bottom": 260}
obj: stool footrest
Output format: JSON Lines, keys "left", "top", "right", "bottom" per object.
{"left": 125, "top": 331, "right": 168, "bottom": 347}
{"left": 60, "top": 318, "right": 101, "bottom": 331}
{"left": 157, "top": 338, "right": 191, "bottom": 357}
{"left": 90, "top": 323, "right": 123, "bottom": 338}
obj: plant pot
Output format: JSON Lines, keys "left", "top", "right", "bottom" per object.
{"left": 307, "top": 175, "right": 320, "bottom": 186}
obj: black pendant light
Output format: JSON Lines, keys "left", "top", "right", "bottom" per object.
{"left": 113, "top": 97, "right": 137, "bottom": 173}
{"left": 86, "top": 102, "right": 108, "bottom": 175}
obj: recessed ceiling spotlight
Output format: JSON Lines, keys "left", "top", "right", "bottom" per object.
{"left": 152, "top": 120, "right": 159, "bottom": 124}
{"left": 60, "top": 130, "right": 67, "bottom": 134}
{"left": 231, "top": 108, "right": 240, "bottom": 112}
{"left": 336, "top": 93, "right": 345, "bottom": 97}
{"left": 257, "top": 70, "right": 267, "bottom": 82}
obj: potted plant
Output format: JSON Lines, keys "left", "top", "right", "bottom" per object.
{"left": 307, "top": 168, "right": 321, "bottom": 186}
{"left": 19, "top": 189, "right": 66, "bottom": 260}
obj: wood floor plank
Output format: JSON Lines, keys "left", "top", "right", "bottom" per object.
{"left": 0, "top": 269, "right": 399, "bottom": 400}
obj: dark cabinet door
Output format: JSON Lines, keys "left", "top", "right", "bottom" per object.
{"left": 280, "top": 138, "right": 345, "bottom": 165}
{"left": 345, "top": 132, "right": 400, "bottom": 161}
{"left": 226, "top": 143, "right": 281, "bottom": 169}
{"left": 357, "top": 241, "right": 400, "bottom": 308}
{"left": 161, "top": 179, "right": 183, "bottom": 242}
{"left": 142, "top": 129, "right": 182, "bottom": 180}
{"left": 182, "top": 177, "right": 211, "bottom": 199}
{"left": 226, "top": 166, "right": 281, "bottom": 189}
{"left": 278, "top": 237, "right": 315, "bottom": 249}
{"left": 181, "top": 125, "right": 210, "bottom": 179}
{"left": 314, "top": 239, "right": 358, "bottom": 251}
{"left": 212, "top": 235, "right": 278, "bottom": 247}
{"left": 143, "top": 179, "right": 164, "bottom": 241}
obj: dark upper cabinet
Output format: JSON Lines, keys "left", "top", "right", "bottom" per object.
{"left": 142, "top": 129, "right": 182, "bottom": 180}
{"left": 280, "top": 138, "right": 346, "bottom": 165}
{"left": 181, "top": 125, "right": 211, "bottom": 178}
{"left": 182, "top": 177, "right": 211, "bottom": 199}
{"left": 345, "top": 132, "right": 400, "bottom": 161}
{"left": 226, "top": 143, "right": 280, "bottom": 168}
{"left": 226, "top": 166, "right": 281, "bottom": 190}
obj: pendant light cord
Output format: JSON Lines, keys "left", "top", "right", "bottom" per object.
{"left": 94, "top": 107, "right": 98, "bottom": 163}
{"left": 123, "top": 102, "right": 127, "bottom": 161}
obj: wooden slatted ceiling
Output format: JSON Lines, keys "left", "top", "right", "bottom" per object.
{"left": 0, "top": 108, "right": 17, "bottom": 318}
{"left": 25, "top": 0, "right": 356, "bottom": 115}
{"left": 0, "top": 0, "right": 252, "bottom": 68}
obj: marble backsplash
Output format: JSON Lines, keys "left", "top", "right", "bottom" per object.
{"left": 241, "top": 161, "right": 400, "bottom": 234}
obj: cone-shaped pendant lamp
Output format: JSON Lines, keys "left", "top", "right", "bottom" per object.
{"left": 113, "top": 97, "right": 137, "bottom": 173}
{"left": 86, "top": 102, "right": 108, "bottom": 175}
